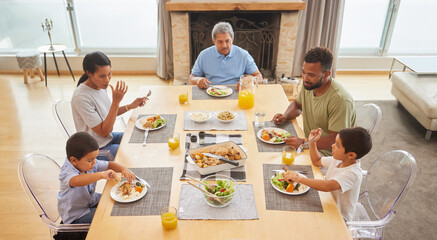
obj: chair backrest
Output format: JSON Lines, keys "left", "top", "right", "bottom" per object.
{"left": 53, "top": 99, "right": 76, "bottom": 138}
{"left": 363, "top": 150, "right": 417, "bottom": 220}
{"left": 18, "top": 153, "right": 61, "bottom": 223}
{"left": 356, "top": 103, "right": 382, "bottom": 136}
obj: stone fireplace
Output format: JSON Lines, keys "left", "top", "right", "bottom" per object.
{"left": 166, "top": 0, "right": 306, "bottom": 82}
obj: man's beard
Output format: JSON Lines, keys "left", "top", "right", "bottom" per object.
{"left": 304, "top": 76, "right": 323, "bottom": 90}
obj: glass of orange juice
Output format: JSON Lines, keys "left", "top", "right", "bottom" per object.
{"left": 168, "top": 133, "right": 180, "bottom": 150}
{"left": 282, "top": 146, "right": 296, "bottom": 165}
{"left": 238, "top": 90, "right": 254, "bottom": 109}
{"left": 161, "top": 206, "right": 178, "bottom": 230}
{"left": 179, "top": 91, "right": 188, "bottom": 104}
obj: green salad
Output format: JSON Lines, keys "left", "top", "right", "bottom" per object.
{"left": 271, "top": 171, "right": 300, "bottom": 191}
{"left": 153, "top": 118, "right": 167, "bottom": 129}
{"left": 203, "top": 179, "right": 236, "bottom": 206}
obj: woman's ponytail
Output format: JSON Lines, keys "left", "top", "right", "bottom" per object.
{"left": 77, "top": 51, "right": 111, "bottom": 87}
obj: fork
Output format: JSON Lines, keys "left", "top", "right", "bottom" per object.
{"left": 296, "top": 134, "right": 317, "bottom": 154}
{"left": 146, "top": 89, "right": 152, "bottom": 98}
{"left": 142, "top": 126, "right": 150, "bottom": 147}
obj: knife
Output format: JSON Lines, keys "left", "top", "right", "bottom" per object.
{"left": 202, "top": 153, "right": 239, "bottom": 166}
{"left": 135, "top": 175, "right": 152, "bottom": 189}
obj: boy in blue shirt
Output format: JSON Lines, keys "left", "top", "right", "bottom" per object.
{"left": 58, "top": 132, "right": 135, "bottom": 224}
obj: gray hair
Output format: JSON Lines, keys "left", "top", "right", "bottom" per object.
{"left": 212, "top": 22, "right": 234, "bottom": 40}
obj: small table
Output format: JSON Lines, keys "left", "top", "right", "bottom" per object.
{"left": 37, "top": 44, "right": 75, "bottom": 86}
{"left": 389, "top": 56, "right": 437, "bottom": 78}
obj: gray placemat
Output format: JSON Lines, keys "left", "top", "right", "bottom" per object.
{"left": 184, "top": 111, "right": 247, "bottom": 131}
{"left": 178, "top": 184, "right": 258, "bottom": 220}
{"left": 111, "top": 167, "right": 173, "bottom": 216}
{"left": 192, "top": 85, "right": 238, "bottom": 100}
{"left": 129, "top": 114, "right": 177, "bottom": 143}
{"left": 253, "top": 121, "right": 298, "bottom": 152}
{"left": 180, "top": 133, "right": 247, "bottom": 181}
{"left": 263, "top": 164, "right": 323, "bottom": 212}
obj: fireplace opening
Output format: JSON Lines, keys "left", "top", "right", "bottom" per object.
{"left": 190, "top": 12, "right": 281, "bottom": 79}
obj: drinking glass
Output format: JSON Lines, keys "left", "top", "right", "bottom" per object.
{"left": 254, "top": 112, "right": 266, "bottom": 127}
{"left": 282, "top": 146, "right": 296, "bottom": 165}
{"left": 179, "top": 91, "right": 188, "bottom": 104}
{"left": 168, "top": 133, "right": 180, "bottom": 150}
{"left": 161, "top": 206, "right": 178, "bottom": 230}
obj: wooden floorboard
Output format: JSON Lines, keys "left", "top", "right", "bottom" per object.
{"left": 0, "top": 72, "right": 394, "bottom": 239}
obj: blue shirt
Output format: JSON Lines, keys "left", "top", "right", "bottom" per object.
{"left": 191, "top": 45, "right": 259, "bottom": 85}
{"left": 57, "top": 159, "right": 108, "bottom": 224}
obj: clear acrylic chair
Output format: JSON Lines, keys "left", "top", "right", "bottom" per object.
{"left": 356, "top": 103, "right": 382, "bottom": 136}
{"left": 18, "top": 153, "right": 90, "bottom": 237}
{"left": 346, "top": 150, "right": 417, "bottom": 239}
{"left": 53, "top": 99, "right": 126, "bottom": 161}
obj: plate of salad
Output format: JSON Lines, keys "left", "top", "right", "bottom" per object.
{"left": 110, "top": 179, "right": 148, "bottom": 203}
{"left": 257, "top": 128, "right": 291, "bottom": 144}
{"left": 135, "top": 114, "right": 167, "bottom": 131}
{"left": 270, "top": 170, "right": 310, "bottom": 195}
{"left": 206, "top": 86, "right": 233, "bottom": 97}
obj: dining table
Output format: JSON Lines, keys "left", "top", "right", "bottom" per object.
{"left": 86, "top": 84, "right": 352, "bottom": 240}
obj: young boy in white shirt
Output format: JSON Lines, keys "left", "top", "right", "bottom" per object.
{"left": 58, "top": 132, "right": 135, "bottom": 224}
{"left": 284, "top": 127, "right": 372, "bottom": 221}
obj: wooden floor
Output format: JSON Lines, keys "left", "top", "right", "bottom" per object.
{"left": 0, "top": 72, "right": 394, "bottom": 239}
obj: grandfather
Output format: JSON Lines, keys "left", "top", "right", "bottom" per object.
{"left": 189, "top": 22, "right": 263, "bottom": 88}
{"left": 272, "top": 47, "right": 356, "bottom": 156}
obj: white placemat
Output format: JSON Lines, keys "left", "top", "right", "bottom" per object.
{"left": 184, "top": 111, "right": 247, "bottom": 131}
{"left": 178, "top": 184, "right": 258, "bottom": 220}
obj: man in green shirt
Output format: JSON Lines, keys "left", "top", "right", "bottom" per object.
{"left": 273, "top": 47, "right": 356, "bottom": 156}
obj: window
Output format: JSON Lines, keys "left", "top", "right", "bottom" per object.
{"left": 0, "top": 0, "right": 157, "bottom": 54}
{"left": 339, "top": 0, "right": 437, "bottom": 56}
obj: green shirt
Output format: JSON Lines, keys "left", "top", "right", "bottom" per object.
{"left": 296, "top": 80, "right": 356, "bottom": 156}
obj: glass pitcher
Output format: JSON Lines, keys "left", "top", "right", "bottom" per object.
{"left": 238, "top": 75, "right": 258, "bottom": 109}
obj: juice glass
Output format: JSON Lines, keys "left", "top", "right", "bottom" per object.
{"left": 179, "top": 91, "right": 188, "bottom": 104}
{"left": 161, "top": 206, "right": 178, "bottom": 230}
{"left": 168, "top": 133, "right": 180, "bottom": 150}
{"left": 238, "top": 90, "right": 254, "bottom": 109}
{"left": 282, "top": 146, "right": 296, "bottom": 165}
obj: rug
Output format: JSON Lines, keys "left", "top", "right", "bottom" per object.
{"left": 356, "top": 100, "right": 437, "bottom": 240}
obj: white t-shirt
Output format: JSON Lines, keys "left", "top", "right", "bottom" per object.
{"left": 322, "top": 156, "right": 362, "bottom": 221}
{"left": 71, "top": 83, "right": 113, "bottom": 148}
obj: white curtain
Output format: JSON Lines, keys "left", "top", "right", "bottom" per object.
{"left": 156, "top": 0, "right": 173, "bottom": 79}
{"left": 292, "top": 0, "right": 345, "bottom": 77}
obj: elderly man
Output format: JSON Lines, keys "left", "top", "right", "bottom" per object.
{"left": 273, "top": 47, "right": 356, "bottom": 156}
{"left": 189, "top": 22, "right": 263, "bottom": 88}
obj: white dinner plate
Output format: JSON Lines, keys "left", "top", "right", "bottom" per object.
{"left": 270, "top": 171, "right": 310, "bottom": 195}
{"left": 206, "top": 86, "right": 233, "bottom": 97}
{"left": 135, "top": 115, "right": 167, "bottom": 131}
{"left": 110, "top": 179, "right": 148, "bottom": 203}
{"left": 257, "top": 128, "right": 290, "bottom": 144}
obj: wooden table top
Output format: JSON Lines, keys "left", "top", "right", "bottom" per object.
{"left": 86, "top": 85, "right": 351, "bottom": 240}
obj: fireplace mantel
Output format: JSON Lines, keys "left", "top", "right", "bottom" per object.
{"left": 166, "top": 0, "right": 306, "bottom": 83}
{"left": 166, "top": 1, "right": 305, "bottom": 12}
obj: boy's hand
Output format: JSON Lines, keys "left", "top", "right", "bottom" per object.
{"left": 284, "top": 136, "right": 304, "bottom": 149}
{"left": 309, "top": 128, "right": 323, "bottom": 142}
{"left": 101, "top": 169, "right": 117, "bottom": 180}
{"left": 284, "top": 171, "right": 299, "bottom": 183}
{"left": 122, "top": 169, "right": 136, "bottom": 184}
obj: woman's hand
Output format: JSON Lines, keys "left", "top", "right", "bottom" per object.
{"left": 110, "top": 80, "right": 128, "bottom": 105}
{"left": 129, "top": 96, "right": 148, "bottom": 109}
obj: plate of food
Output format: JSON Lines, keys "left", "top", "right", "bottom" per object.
{"left": 206, "top": 86, "right": 233, "bottom": 97}
{"left": 188, "top": 111, "right": 211, "bottom": 123}
{"left": 135, "top": 114, "right": 167, "bottom": 131}
{"left": 215, "top": 110, "right": 237, "bottom": 123}
{"left": 257, "top": 128, "right": 291, "bottom": 144}
{"left": 110, "top": 179, "right": 148, "bottom": 203}
{"left": 270, "top": 169, "right": 310, "bottom": 195}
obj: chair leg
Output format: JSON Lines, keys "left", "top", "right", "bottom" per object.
{"left": 425, "top": 130, "right": 432, "bottom": 140}
{"left": 30, "top": 68, "right": 35, "bottom": 78}
{"left": 23, "top": 69, "right": 29, "bottom": 84}
{"left": 36, "top": 68, "right": 44, "bottom": 81}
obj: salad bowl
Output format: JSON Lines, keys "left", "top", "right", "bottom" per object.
{"left": 200, "top": 174, "right": 237, "bottom": 207}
